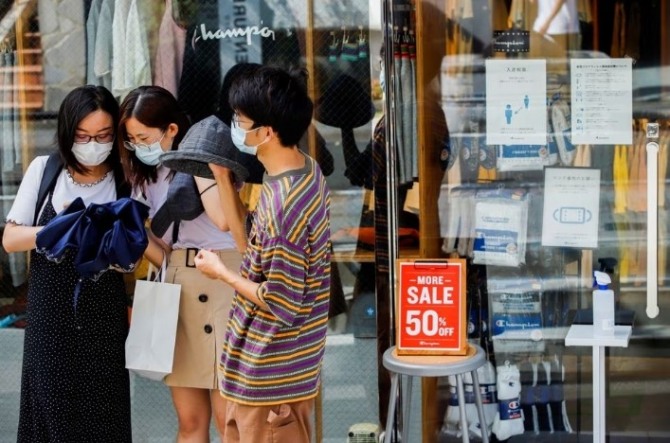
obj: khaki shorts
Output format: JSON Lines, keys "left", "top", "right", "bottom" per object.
{"left": 163, "top": 248, "right": 241, "bottom": 389}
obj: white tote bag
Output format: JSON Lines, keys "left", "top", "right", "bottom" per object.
{"left": 125, "top": 254, "right": 181, "bottom": 381}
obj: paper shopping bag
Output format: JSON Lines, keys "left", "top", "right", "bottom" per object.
{"left": 125, "top": 261, "right": 181, "bottom": 381}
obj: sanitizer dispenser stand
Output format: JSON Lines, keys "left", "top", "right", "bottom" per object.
{"left": 565, "top": 272, "right": 632, "bottom": 443}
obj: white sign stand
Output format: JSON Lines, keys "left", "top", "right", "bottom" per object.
{"left": 565, "top": 324, "right": 632, "bottom": 443}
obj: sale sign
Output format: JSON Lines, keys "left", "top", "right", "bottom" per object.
{"left": 396, "top": 259, "right": 467, "bottom": 355}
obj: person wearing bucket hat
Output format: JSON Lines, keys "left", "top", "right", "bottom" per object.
{"left": 159, "top": 115, "right": 249, "bottom": 183}
{"left": 118, "top": 87, "right": 245, "bottom": 442}
{"left": 194, "top": 66, "right": 331, "bottom": 443}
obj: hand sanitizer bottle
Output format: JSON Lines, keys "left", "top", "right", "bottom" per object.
{"left": 593, "top": 271, "right": 615, "bottom": 337}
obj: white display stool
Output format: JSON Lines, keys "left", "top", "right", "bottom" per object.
{"left": 382, "top": 344, "right": 489, "bottom": 443}
{"left": 565, "top": 324, "right": 632, "bottom": 443}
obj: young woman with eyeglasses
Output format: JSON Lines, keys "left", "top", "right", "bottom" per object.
{"left": 118, "top": 85, "right": 245, "bottom": 443}
{"left": 117, "top": 86, "right": 190, "bottom": 266}
{"left": 2, "top": 85, "right": 132, "bottom": 442}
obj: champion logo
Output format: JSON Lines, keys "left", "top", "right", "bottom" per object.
{"left": 192, "top": 23, "right": 276, "bottom": 49}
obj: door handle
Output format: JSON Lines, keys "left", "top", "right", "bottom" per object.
{"left": 646, "top": 140, "right": 660, "bottom": 318}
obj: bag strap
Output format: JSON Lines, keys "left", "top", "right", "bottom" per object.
{"left": 34, "top": 152, "right": 63, "bottom": 226}
{"left": 147, "top": 250, "right": 168, "bottom": 283}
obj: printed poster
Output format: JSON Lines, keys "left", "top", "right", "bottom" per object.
{"left": 486, "top": 59, "right": 547, "bottom": 145}
{"left": 571, "top": 58, "right": 633, "bottom": 145}
{"left": 396, "top": 260, "right": 467, "bottom": 355}
{"left": 542, "top": 167, "right": 601, "bottom": 248}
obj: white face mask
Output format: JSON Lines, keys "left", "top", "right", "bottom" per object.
{"left": 231, "top": 120, "right": 268, "bottom": 156}
{"left": 134, "top": 142, "right": 164, "bottom": 166}
{"left": 125, "top": 133, "right": 166, "bottom": 166}
{"left": 72, "top": 141, "right": 113, "bottom": 166}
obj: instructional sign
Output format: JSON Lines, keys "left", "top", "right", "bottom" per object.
{"left": 541, "top": 167, "right": 601, "bottom": 248}
{"left": 396, "top": 259, "right": 467, "bottom": 355}
{"left": 485, "top": 59, "right": 547, "bottom": 145}
{"left": 570, "top": 58, "right": 633, "bottom": 145}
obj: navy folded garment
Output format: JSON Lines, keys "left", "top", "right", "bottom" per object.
{"left": 36, "top": 197, "right": 150, "bottom": 281}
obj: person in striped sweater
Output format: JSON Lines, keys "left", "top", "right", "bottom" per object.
{"left": 194, "top": 65, "right": 331, "bottom": 443}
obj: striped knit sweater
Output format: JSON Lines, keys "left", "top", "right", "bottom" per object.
{"left": 220, "top": 154, "right": 331, "bottom": 405}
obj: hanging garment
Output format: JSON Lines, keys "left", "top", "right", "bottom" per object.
{"left": 85, "top": 0, "right": 103, "bottom": 86}
{"left": 519, "top": 360, "right": 537, "bottom": 433}
{"left": 613, "top": 145, "right": 628, "bottom": 214}
{"left": 153, "top": 0, "right": 186, "bottom": 96}
{"left": 548, "top": 355, "right": 573, "bottom": 433}
{"left": 111, "top": 0, "right": 132, "bottom": 98}
{"left": 400, "top": 29, "right": 414, "bottom": 184}
{"left": 409, "top": 29, "right": 418, "bottom": 179}
{"left": 573, "top": 144, "right": 591, "bottom": 167}
{"left": 93, "top": 0, "right": 114, "bottom": 90}
{"left": 446, "top": 0, "right": 460, "bottom": 55}
{"left": 441, "top": 376, "right": 462, "bottom": 437}
{"left": 112, "top": 0, "right": 152, "bottom": 100}
{"left": 610, "top": 1, "right": 625, "bottom": 57}
{"left": 624, "top": 1, "right": 640, "bottom": 61}
{"left": 577, "top": 0, "right": 592, "bottom": 23}
{"left": 628, "top": 130, "right": 647, "bottom": 213}
{"left": 658, "top": 130, "right": 669, "bottom": 208}
{"left": 393, "top": 27, "right": 406, "bottom": 183}
{"left": 507, "top": 0, "right": 526, "bottom": 29}
{"left": 657, "top": 129, "right": 669, "bottom": 284}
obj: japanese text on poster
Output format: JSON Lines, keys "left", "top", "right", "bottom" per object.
{"left": 571, "top": 58, "right": 632, "bottom": 145}
{"left": 542, "top": 167, "right": 601, "bottom": 248}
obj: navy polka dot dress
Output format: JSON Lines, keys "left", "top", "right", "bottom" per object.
{"left": 17, "top": 196, "right": 132, "bottom": 442}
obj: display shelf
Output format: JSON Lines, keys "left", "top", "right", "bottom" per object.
{"left": 565, "top": 324, "right": 632, "bottom": 348}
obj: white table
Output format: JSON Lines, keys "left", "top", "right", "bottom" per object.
{"left": 565, "top": 324, "right": 632, "bottom": 443}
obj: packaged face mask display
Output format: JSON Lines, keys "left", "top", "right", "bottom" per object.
{"left": 487, "top": 273, "right": 545, "bottom": 354}
{"left": 496, "top": 141, "right": 558, "bottom": 172}
{"left": 472, "top": 188, "right": 529, "bottom": 267}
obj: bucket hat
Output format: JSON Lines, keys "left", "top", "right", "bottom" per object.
{"left": 160, "top": 115, "right": 249, "bottom": 183}
{"left": 150, "top": 172, "right": 205, "bottom": 238}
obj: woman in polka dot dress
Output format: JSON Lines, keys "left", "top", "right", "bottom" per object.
{"left": 2, "top": 86, "right": 132, "bottom": 442}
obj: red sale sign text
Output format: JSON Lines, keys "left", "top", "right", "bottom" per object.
{"left": 396, "top": 260, "right": 467, "bottom": 355}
